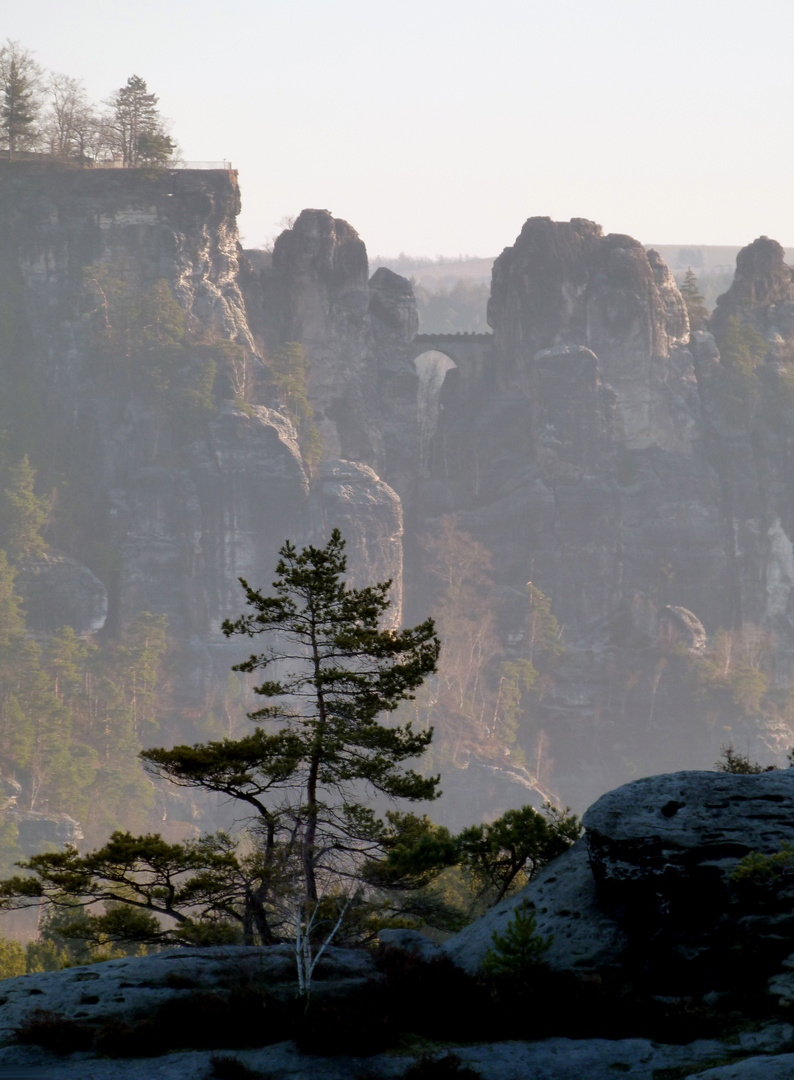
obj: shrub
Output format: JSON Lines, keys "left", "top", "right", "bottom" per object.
{"left": 480, "top": 900, "right": 552, "bottom": 979}
{"left": 13, "top": 1008, "right": 94, "bottom": 1055}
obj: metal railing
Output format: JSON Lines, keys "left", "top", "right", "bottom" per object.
{"left": 90, "top": 160, "right": 234, "bottom": 171}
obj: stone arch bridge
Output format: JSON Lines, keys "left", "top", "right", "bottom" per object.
{"left": 408, "top": 332, "right": 494, "bottom": 396}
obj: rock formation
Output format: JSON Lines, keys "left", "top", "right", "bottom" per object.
{"left": 3, "top": 770, "right": 794, "bottom": 1078}
{"left": 0, "top": 164, "right": 408, "bottom": 651}
{"left": 446, "top": 767, "right": 794, "bottom": 997}
{"left": 7, "top": 159, "right": 794, "bottom": 837}
{"left": 255, "top": 209, "right": 381, "bottom": 464}
{"left": 709, "top": 235, "right": 794, "bottom": 344}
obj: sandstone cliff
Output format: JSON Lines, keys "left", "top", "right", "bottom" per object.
{"left": 0, "top": 166, "right": 407, "bottom": 844}
{"left": 7, "top": 162, "right": 794, "bottom": 838}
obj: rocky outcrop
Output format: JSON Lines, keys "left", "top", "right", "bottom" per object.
{"left": 317, "top": 459, "right": 403, "bottom": 621}
{"left": 258, "top": 209, "right": 380, "bottom": 463}
{"left": 7, "top": 809, "right": 83, "bottom": 850}
{"left": 11, "top": 163, "right": 794, "bottom": 843}
{"left": 487, "top": 217, "right": 696, "bottom": 451}
{"left": 709, "top": 236, "right": 794, "bottom": 344}
{"left": 448, "top": 768, "right": 794, "bottom": 998}
{"left": 0, "top": 163, "right": 310, "bottom": 651}
{"left": 15, "top": 554, "right": 108, "bottom": 635}
{"left": 5, "top": 772, "right": 794, "bottom": 1077}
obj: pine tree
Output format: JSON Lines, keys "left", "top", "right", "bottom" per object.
{"left": 3, "top": 456, "right": 50, "bottom": 559}
{"left": 480, "top": 899, "right": 553, "bottom": 978}
{"left": 680, "top": 267, "right": 710, "bottom": 332}
{"left": 143, "top": 529, "right": 441, "bottom": 909}
{"left": 106, "top": 75, "right": 171, "bottom": 167}
{"left": 0, "top": 41, "right": 42, "bottom": 156}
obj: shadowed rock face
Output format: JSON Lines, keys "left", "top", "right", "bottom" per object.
{"left": 0, "top": 169, "right": 406, "bottom": 702}
{"left": 709, "top": 236, "right": 794, "bottom": 343}
{"left": 488, "top": 217, "right": 695, "bottom": 451}
{"left": 447, "top": 769, "right": 794, "bottom": 997}
{"left": 261, "top": 209, "right": 380, "bottom": 463}
{"left": 0, "top": 163, "right": 312, "bottom": 649}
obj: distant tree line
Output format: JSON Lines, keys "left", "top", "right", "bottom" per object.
{"left": 0, "top": 39, "right": 175, "bottom": 165}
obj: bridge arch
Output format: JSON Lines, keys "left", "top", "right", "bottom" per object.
{"left": 406, "top": 334, "right": 494, "bottom": 470}
{"left": 414, "top": 349, "right": 457, "bottom": 470}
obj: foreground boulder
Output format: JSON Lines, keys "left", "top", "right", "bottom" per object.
{"left": 446, "top": 768, "right": 794, "bottom": 999}
{"left": 5, "top": 771, "right": 794, "bottom": 1076}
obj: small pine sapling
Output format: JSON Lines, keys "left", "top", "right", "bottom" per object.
{"left": 480, "top": 900, "right": 552, "bottom": 979}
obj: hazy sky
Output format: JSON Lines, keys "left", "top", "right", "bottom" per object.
{"left": 4, "top": 0, "right": 792, "bottom": 257}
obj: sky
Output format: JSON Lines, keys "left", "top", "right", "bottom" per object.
{"left": 3, "top": 0, "right": 793, "bottom": 258}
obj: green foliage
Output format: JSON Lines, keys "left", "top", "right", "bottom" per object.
{"left": 2, "top": 455, "right": 50, "bottom": 559}
{"left": 686, "top": 623, "right": 781, "bottom": 738}
{"left": 0, "top": 588, "right": 170, "bottom": 858}
{"left": 714, "top": 743, "right": 775, "bottom": 774}
{"left": 417, "top": 517, "right": 562, "bottom": 779}
{"left": 362, "top": 812, "right": 466, "bottom": 935}
{"left": 679, "top": 268, "right": 709, "bottom": 332}
{"left": 107, "top": 75, "right": 173, "bottom": 167}
{"left": 0, "top": 40, "right": 42, "bottom": 156}
{"left": 135, "top": 130, "right": 176, "bottom": 166}
{"left": 0, "top": 829, "right": 256, "bottom": 948}
{"left": 83, "top": 267, "right": 220, "bottom": 420}
{"left": 728, "top": 664, "right": 768, "bottom": 714}
{"left": 0, "top": 933, "right": 25, "bottom": 978}
{"left": 364, "top": 802, "right": 579, "bottom": 930}
{"left": 456, "top": 803, "right": 580, "bottom": 906}
{"left": 178, "top": 356, "right": 217, "bottom": 415}
{"left": 267, "top": 343, "right": 322, "bottom": 468}
{"left": 480, "top": 899, "right": 552, "bottom": 979}
{"left": 146, "top": 530, "right": 440, "bottom": 925}
{"left": 731, "top": 841, "right": 794, "bottom": 883}
{"left": 713, "top": 315, "right": 767, "bottom": 423}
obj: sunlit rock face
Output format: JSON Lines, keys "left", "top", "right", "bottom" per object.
{"left": 261, "top": 209, "right": 380, "bottom": 464}
{"left": 317, "top": 459, "right": 404, "bottom": 626}
{"left": 488, "top": 217, "right": 697, "bottom": 451}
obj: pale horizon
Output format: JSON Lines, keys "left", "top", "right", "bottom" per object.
{"left": 3, "top": 0, "right": 792, "bottom": 257}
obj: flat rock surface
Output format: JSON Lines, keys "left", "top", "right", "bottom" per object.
{"left": 583, "top": 768, "right": 794, "bottom": 886}
{"left": 0, "top": 1034, "right": 785, "bottom": 1080}
{"left": 0, "top": 945, "right": 377, "bottom": 1042}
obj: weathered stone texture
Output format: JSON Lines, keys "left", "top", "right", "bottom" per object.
{"left": 261, "top": 209, "right": 380, "bottom": 463}
{"left": 488, "top": 217, "right": 699, "bottom": 451}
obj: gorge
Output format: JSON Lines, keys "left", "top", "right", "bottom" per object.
{"left": 2, "top": 159, "right": 794, "bottom": 851}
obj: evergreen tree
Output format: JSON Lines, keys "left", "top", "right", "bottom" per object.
{"left": 714, "top": 314, "right": 768, "bottom": 423}
{"left": 0, "top": 41, "right": 42, "bottom": 156}
{"left": 480, "top": 899, "right": 553, "bottom": 979}
{"left": 3, "top": 455, "right": 49, "bottom": 559}
{"left": 106, "top": 75, "right": 172, "bottom": 167}
{"left": 680, "top": 267, "right": 709, "bottom": 332}
{"left": 143, "top": 529, "right": 441, "bottom": 910}
{"left": 456, "top": 803, "right": 580, "bottom": 905}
